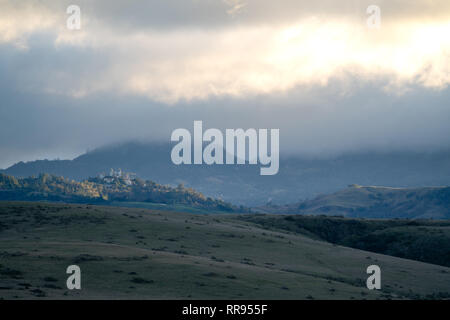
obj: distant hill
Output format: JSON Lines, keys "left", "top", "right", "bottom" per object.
{"left": 2, "top": 141, "right": 450, "bottom": 206}
{"left": 0, "top": 173, "right": 238, "bottom": 212}
{"left": 254, "top": 185, "right": 450, "bottom": 219}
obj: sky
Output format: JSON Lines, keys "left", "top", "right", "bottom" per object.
{"left": 0, "top": 0, "right": 449, "bottom": 168}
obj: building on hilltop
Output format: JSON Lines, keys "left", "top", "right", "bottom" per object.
{"left": 97, "top": 169, "right": 137, "bottom": 185}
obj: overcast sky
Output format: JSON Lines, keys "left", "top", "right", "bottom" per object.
{"left": 0, "top": 0, "right": 449, "bottom": 168}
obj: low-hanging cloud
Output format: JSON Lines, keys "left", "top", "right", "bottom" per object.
{"left": 0, "top": 0, "right": 449, "bottom": 167}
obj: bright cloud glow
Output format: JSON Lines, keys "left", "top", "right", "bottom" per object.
{"left": 1, "top": 0, "right": 449, "bottom": 103}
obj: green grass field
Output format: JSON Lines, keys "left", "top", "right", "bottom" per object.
{"left": 108, "top": 201, "right": 228, "bottom": 214}
{"left": 0, "top": 201, "right": 449, "bottom": 299}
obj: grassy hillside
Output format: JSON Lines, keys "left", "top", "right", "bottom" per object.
{"left": 256, "top": 185, "right": 450, "bottom": 219}
{"left": 239, "top": 214, "right": 450, "bottom": 267}
{"left": 0, "top": 173, "right": 238, "bottom": 213}
{"left": 0, "top": 202, "right": 449, "bottom": 299}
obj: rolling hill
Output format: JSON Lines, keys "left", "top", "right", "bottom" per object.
{"left": 255, "top": 185, "right": 450, "bottom": 219}
{"left": 0, "top": 173, "right": 238, "bottom": 213}
{"left": 0, "top": 202, "right": 449, "bottom": 299}
{"left": 238, "top": 214, "right": 450, "bottom": 267}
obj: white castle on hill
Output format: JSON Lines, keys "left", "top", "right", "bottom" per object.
{"left": 98, "top": 168, "right": 137, "bottom": 185}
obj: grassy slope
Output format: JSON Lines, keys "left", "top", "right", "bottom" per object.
{"left": 238, "top": 215, "right": 450, "bottom": 267}
{"left": 0, "top": 202, "right": 449, "bottom": 300}
{"left": 108, "top": 201, "right": 227, "bottom": 214}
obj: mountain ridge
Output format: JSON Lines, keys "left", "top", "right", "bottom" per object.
{"left": 2, "top": 141, "right": 450, "bottom": 206}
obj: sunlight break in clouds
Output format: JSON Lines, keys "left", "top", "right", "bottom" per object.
{"left": 0, "top": 0, "right": 449, "bottom": 103}
{"left": 66, "top": 19, "right": 450, "bottom": 103}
